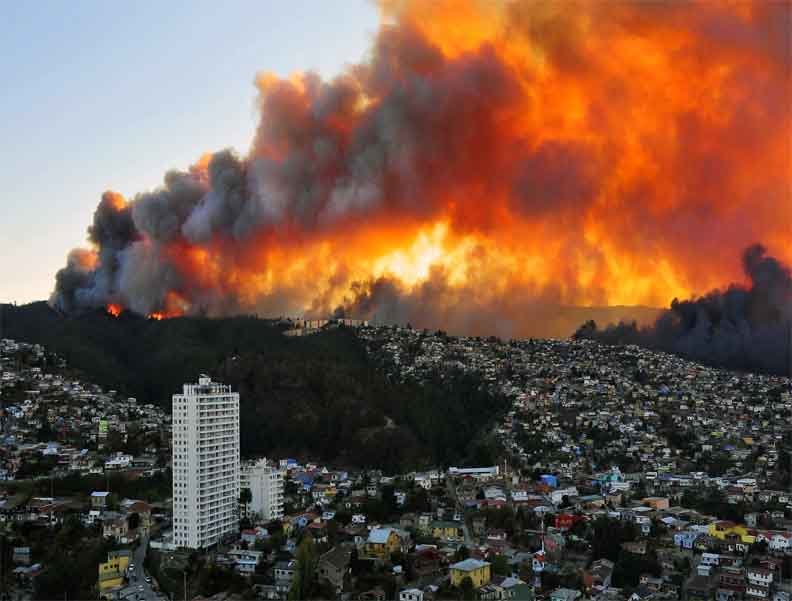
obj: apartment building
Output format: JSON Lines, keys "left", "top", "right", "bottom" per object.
{"left": 240, "top": 458, "right": 285, "bottom": 522}
{"left": 172, "top": 375, "right": 240, "bottom": 549}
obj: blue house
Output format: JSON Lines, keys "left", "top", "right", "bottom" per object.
{"left": 295, "top": 473, "right": 314, "bottom": 491}
{"left": 541, "top": 475, "right": 558, "bottom": 488}
{"left": 674, "top": 530, "right": 701, "bottom": 550}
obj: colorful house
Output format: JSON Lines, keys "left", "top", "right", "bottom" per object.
{"left": 450, "top": 558, "right": 491, "bottom": 588}
{"left": 98, "top": 550, "right": 130, "bottom": 597}
{"left": 431, "top": 520, "right": 462, "bottom": 541}
{"left": 364, "top": 528, "right": 401, "bottom": 560}
{"left": 555, "top": 513, "right": 586, "bottom": 531}
{"left": 709, "top": 521, "right": 756, "bottom": 544}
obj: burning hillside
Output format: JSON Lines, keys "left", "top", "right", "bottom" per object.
{"left": 51, "top": 1, "right": 791, "bottom": 338}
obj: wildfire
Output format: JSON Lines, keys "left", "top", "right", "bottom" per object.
{"left": 106, "top": 304, "right": 122, "bottom": 317}
{"left": 51, "top": 0, "right": 792, "bottom": 338}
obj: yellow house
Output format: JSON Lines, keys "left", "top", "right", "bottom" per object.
{"left": 98, "top": 550, "right": 131, "bottom": 596}
{"left": 431, "top": 521, "right": 462, "bottom": 541}
{"left": 364, "top": 528, "right": 401, "bottom": 560}
{"left": 450, "top": 558, "right": 491, "bottom": 588}
{"left": 282, "top": 520, "right": 294, "bottom": 537}
{"left": 708, "top": 521, "right": 756, "bottom": 544}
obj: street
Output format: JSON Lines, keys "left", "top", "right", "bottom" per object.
{"left": 118, "top": 535, "right": 167, "bottom": 601}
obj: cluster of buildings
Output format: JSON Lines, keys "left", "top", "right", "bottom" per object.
{"left": 359, "top": 327, "right": 792, "bottom": 489}
{"left": 3, "top": 324, "right": 792, "bottom": 601}
{"left": 0, "top": 338, "right": 170, "bottom": 483}
{"left": 281, "top": 317, "right": 370, "bottom": 337}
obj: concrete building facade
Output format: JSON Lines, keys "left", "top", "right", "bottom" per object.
{"left": 240, "top": 458, "right": 285, "bottom": 522}
{"left": 172, "top": 375, "right": 240, "bottom": 549}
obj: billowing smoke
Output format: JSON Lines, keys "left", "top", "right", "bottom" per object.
{"left": 575, "top": 245, "right": 792, "bottom": 374}
{"left": 51, "top": 1, "right": 791, "bottom": 338}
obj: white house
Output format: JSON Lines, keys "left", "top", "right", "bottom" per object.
{"left": 399, "top": 588, "right": 423, "bottom": 601}
{"left": 768, "top": 533, "right": 791, "bottom": 552}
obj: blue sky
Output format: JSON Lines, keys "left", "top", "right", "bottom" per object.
{"left": 0, "top": 0, "right": 379, "bottom": 303}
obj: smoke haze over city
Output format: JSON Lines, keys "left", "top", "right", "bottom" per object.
{"left": 49, "top": 0, "right": 792, "bottom": 339}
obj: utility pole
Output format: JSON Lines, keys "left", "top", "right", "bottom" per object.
{"left": 50, "top": 475, "right": 55, "bottom": 532}
{"left": 183, "top": 570, "right": 187, "bottom": 601}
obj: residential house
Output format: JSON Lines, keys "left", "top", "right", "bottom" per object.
{"left": 364, "top": 528, "right": 402, "bottom": 561}
{"left": 746, "top": 566, "right": 773, "bottom": 600}
{"left": 431, "top": 520, "right": 463, "bottom": 541}
{"left": 622, "top": 541, "right": 647, "bottom": 556}
{"left": 551, "top": 589, "right": 582, "bottom": 601}
{"left": 675, "top": 531, "right": 701, "bottom": 550}
{"left": 584, "top": 559, "right": 615, "bottom": 592}
{"left": 274, "top": 560, "right": 296, "bottom": 596}
{"left": 102, "top": 514, "right": 129, "bottom": 543}
{"left": 642, "top": 497, "right": 670, "bottom": 510}
{"left": 709, "top": 522, "right": 756, "bottom": 545}
{"left": 719, "top": 566, "right": 746, "bottom": 596}
{"left": 450, "top": 558, "right": 491, "bottom": 588}
{"left": 98, "top": 550, "right": 130, "bottom": 598}
{"left": 318, "top": 546, "right": 352, "bottom": 595}
{"left": 410, "top": 547, "right": 443, "bottom": 578}
{"left": 91, "top": 491, "right": 110, "bottom": 510}
{"left": 687, "top": 575, "right": 714, "bottom": 601}
{"left": 228, "top": 548, "right": 263, "bottom": 575}
{"left": 399, "top": 589, "right": 424, "bottom": 601}
{"left": 12, "top": 547, "right": 31, "bottom": 566}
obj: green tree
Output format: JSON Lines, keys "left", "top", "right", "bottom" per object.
{"left": 491, "top": 554, "right": 510, "bottom": 576}
{"left": 127, "top": 512, "right": 141, "bottom": 531}
{"left": 590, "top": 517, "right": 637, "bottom": 562}
{"left": 240, "top": 487, "right": 252, "bottom": 518}
{"left": 454, "top": 546, "right": 470, "bottom": 562}
{"left": 288, "top": 537, "right": 318, "bottom": 600}
{"left": 459, "top": 576, "right": 475, "bottom": 601}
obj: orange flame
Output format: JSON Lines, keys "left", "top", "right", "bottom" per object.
{"left": 66, "top": 1, "right": 792, "bottom": 338}
{"left": 106, "top": 304, "right": 122, "bottom": 317}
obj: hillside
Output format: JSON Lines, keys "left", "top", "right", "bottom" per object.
{"left": 0, "top": 302, "right": 507, "bottom": 471}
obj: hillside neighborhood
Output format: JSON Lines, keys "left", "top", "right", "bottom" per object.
{"left": 1, "top": 324, "right": 792, "bottom": 601}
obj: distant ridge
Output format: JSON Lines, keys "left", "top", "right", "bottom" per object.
{"left": 0, "top": 301, "right": 506, "bottom": 471}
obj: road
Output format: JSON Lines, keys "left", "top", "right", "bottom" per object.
{"left": 118, "top": 535, "right": 168, "bottom": 601}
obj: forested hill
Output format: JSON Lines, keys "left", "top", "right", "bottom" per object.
{"left": 0, "top": 302, "right": 507, "bottom": 471}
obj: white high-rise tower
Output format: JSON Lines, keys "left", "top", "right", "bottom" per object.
{"left": 172, "top": 375, "right": 240, "bottom": 549}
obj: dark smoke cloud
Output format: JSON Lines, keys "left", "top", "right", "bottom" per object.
{"left": 575, "top": 245, "right": 792, "bottom": 375}
{"left": 131, "top": 170, "right": 206, "bottom": 243}
{"left": 48, "top": 1, "right": 791, "bottom": 332}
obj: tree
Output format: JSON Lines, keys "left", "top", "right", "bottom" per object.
{"left": 240, "top": 487, "right": 252, "bottom": 519}
{"left": 288, "top": 537, "right": 318, "bottom": 600}
{"left": 453, "top": 546, "right": 470, "bottom": 562}
{"left": 127, "top": 512, "right": 141, "bottom": 531}
{"left": 459, "top": 576, "right": 475, "bottom": 601}
{"left": 650, "top": 518, "right": 667, "bottom": 538}
{"left": 591, "top": 517, "right": 637, "bottom": 562}
{"left": 491, "top": 554, "right": 510, "bottom": 576}
{"left": 381, "top": 484, "right": 398, "bottom": 519}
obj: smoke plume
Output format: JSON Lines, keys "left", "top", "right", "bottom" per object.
{"left": 51, "top": 1, "right": 791, "bottom": 338}
{"left": 575, "top": 245, "right": 792, "bottom": 374}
